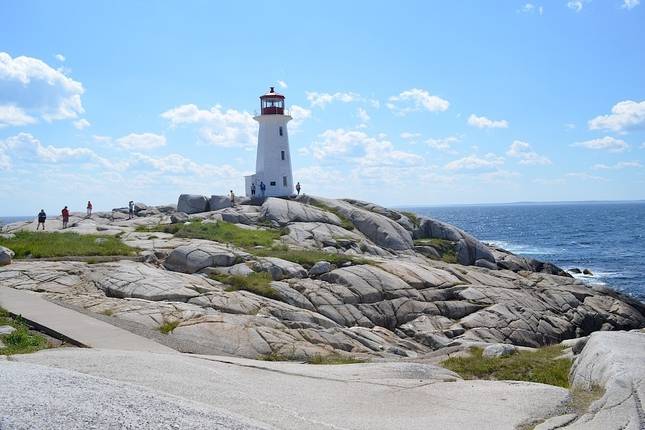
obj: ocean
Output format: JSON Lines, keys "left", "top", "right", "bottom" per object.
{"left": 2, "top": 202, "right": 644, "bottom": 300}
{"left": 406, "top": 202, "right": 645, "bottom": 300}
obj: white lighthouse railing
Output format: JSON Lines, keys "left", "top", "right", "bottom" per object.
{"left": 254, "top": 109, "right": 292, "bottom": 117}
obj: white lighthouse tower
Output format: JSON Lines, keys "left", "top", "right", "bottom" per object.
{"left": 245, "top": 87, "right": 294, "bottom": 198}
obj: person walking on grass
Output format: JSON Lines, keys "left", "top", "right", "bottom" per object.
{"left": 61, "top": 206, "right": 69, "bottom": 229}
{"left": 37, "top": 209, "right": 46, "bottom": 230}
{"left": 86, "top": 201, "right": 93, "bottom": 217}
{"left": 128, "top": 201, "right": 134, "bottom": 220}
{"left": 229, "top": 190, "right": 236, "bottom": 206}
{"left": 296, "top": 181, "right": 301, "bottom": 196}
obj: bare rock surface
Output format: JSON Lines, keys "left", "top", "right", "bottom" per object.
{"left": 164, "top": 241, "right": 240, "bottom": 273}
{"left": 177, "top": 193, "right": 209, "bottom": 214}
{"left": 261, "top": 197, "right": 342, "bottom": 226}
{"left": 10, "top": 348, "right": 571, "bottom": 430}
{"left": 0, "top": 246, "right": 14, "bottom": 266}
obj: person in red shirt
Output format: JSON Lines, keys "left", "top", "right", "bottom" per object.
{"left": 61, "top": 206, "right": 70, "bottom": 229}
{"left": 86, "top": 201, "right": 93, "bottom": 217}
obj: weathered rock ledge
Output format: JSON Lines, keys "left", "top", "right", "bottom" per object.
{"left": 1, "top": 195, "right": 643, "bottom": 361}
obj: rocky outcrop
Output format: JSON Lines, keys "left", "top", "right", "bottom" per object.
{"left": 250, "top": 257, "right": 308, "bottom": 280}
{"left": 177, "top": 194, "right": 209, "bottom": 214}
{"left": 164, "top": 242, "right": 240, "bottom": 274}
{"left": 0, "top": 246, "right": 14, "bottom": 266}
{"left": 209, "top": 195, "right": 232, "bottom": 211}
{"left": 537, "top": 330, "right": 645, "bottom": 429}
{"left": 261, "top": 198, "right": 342, "bottom": 226}
{"left": 490, "top": 245, "right": 570, "bottom": 277}
{"left": 300, "top": 196, "right": 414, "bottom": 251}
{"left": 414, "top": 218, "right": 495, "bottom": 266}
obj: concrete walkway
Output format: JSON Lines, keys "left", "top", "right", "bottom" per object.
{"left": 0, "top": 287, "right": 176, "bottom": 354}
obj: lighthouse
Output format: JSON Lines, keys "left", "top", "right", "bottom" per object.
{"left": 245, "top": 87, "right": 294, "bottom": 198}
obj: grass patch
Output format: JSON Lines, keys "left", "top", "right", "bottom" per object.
{"left": 441, "top": 345, "right": 571, "bottom": 388}
{"left": 138, "top": 221, "right": 281, "bottom": 248}
{"left": 0, "top": 231, "right": 137, "bottom": 259}
{"left": 258, "top": 352, "right": 293, "bottom": 361}
{"left": 401, "top": 211, "right": 421, "bottom": 228}
{"left": 569, "top": 385, "right": 605, "bottom": 415}
{"left": 249, "top": 246, "right": 370, "bottom": 268}
{"left": 308, "top": 201, "right": 355, "bottom": 231}
{"left": 0, "top": 308, "right": 48, "bottom": 355}
{"left": 306, "top": 354, "right": 366, "bottom": 365}
{"left": 414, "top": 238, "right": 458, "bottom": 264}
{"left": 158, "top": 320, "right": 180, "bottom": 334}
{"left": 210, "top": 272, "right": 279, "bottom": 299}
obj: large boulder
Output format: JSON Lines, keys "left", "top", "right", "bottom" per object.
{"left": 250, "top": 257, "right": 308, "bottom": 280}
{"left": 300, "top": 197, "right": 413, "bottom": 251}
{"left": 164, "top": 242, "right": 238, "bottom": 274}
{"left": 0, "top": 246, "right": 14, "bottom": 266}
{"left": 260, "top": 198, "right": 342, "bottom": 226}
{"left": 415, "top": 218, "right": 495, "bottom": 266}
{"left": 209, "top": 195, "right": 232, "bottom": 211}
{"left": 177, "top": 194, "right": 209, "bottom": 214}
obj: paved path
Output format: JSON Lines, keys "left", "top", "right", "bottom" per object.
{"left": 0, "top": 287, "right": 176, "bottom": 354}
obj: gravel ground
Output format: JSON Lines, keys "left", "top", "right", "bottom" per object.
{"left": 0, "top": 358, "right": 270, "bottom": 430}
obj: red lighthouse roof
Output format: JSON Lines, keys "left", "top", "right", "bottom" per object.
{"left": 260, "top": 86, "right": 285, "bottom": 99}
{"left": 259, "top": 86, "right": 285, "bottom": 114}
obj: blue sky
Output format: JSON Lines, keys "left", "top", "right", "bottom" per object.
{"left": 1, "top": 0, "right": 644, "bottom": 214}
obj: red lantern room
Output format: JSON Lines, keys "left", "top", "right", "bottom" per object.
{"left": 260, "top": 87, "right": 285, "bottom": 115}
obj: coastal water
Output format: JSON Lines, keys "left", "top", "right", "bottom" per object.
{"left": 407, "top": 202, "right": 645, "bottom": 300}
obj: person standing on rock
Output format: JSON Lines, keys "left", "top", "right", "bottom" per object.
{"left": 251, "top": 183, "right": 256, "bottom": 197}
{"left": 128, "top": 201, "right": 134, "bottom": 219}
{"left": 260, "top": 181, "right": 266, "bottom": 198}
{"left": 61, "top": 206, "right": 69, "bottom": 229}
{"left": 296, "top": 182, "right": 301, "bottom": 196}
{"left": 86, "top": 201, "right": 93, "bottom": 217}
{"left": 229, "top": 190, "right": 235, "bottom": 206}
{"left": 37, "top": 209, "right": 46, "bottom": 230}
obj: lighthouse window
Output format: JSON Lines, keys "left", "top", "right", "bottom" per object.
{"left": 281, "top": 150, "right": 285, "bottom": 160}
{"left": 270, "top": 181, "right": 276, "bottom": 186}
{"left": 283, "top": 176, "right": 287, "bottom": 186}
{"left": 279, "top": 127, "right": 283, "bottom": 136}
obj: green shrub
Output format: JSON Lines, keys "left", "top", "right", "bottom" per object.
{"left": 0, "top": 231, "right": 137, "bottom": 259}
{"left": 140, "top": 221, "right": 281, "bottom": 248}
{"left": 0, "top": 308, "right": 48, "bottom": 355}
{"left": 308, "top": 201, "right": 355, "bottom": 231}
{"left": 441, "top": 345, "right": 571, "bottom": 388}
{"left": 401, "top": 211, "right": 421, "bottom": 228}
{"left": 211, "top": 272, "right": 279, "bottom": 299}
{"left": 158, "top": 320, "right": 180, "bottom": 334}
{"left": 414, "top": 238, "right": 458, "bottom": 264}
{"left": 249, "top": 247, "right": 370, "bottom": 268}
{"left": 307, "top": 354, "right": 365, "bottom": 365}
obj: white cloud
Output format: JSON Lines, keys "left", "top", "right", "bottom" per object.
{"left": 592, "top": 161, "right": 642, "bottom": 170}
{"left": 426, "top": 136, "right": 460, "bottom": 152}
{"left": 445, "top": 153, "right": 504, "bottom": 170}
{"left": 311, "top": 128, "right": 423, "bottom": 168}
{"left": 133, "top": 153, "right": 240, "bottom": 178}
{"left": 305, "top": 91, "right": 359, "bottom": 108}
{"left": 622, "top": 0, "right": 640, "bottom": 9}
{"left": 92, "top": 135, "right": 112, "bottom": 144}
{"left": 115, "top": 133, "right": 166, "bottom": 151}
{"left": 289, "top": 105, "right": 311, "bottom": 130}
{"left": 0, "top": 52, "right": 85, "bottom": 124}
{"left": 479, "top": 170, "right": 521, "bottom": 184}
{"left": 55, "top": 54, "right": 65, "bottom": 62}
{"left": 566, "top": 172, "right": 607, "bottom": 181}
{"left": 520, "top": 3, "right": 544, "bottom": 14}
{"left": 277, "top": 80, "right": 288, "bottom": 89}
{"left": 0, "top": 132, "right": 110, "bottom": 169}
{"left": 0, "top": 105, "right": 36, "bottom": 127}
{"left": 572, "top": 136, "right": 629, "bottom": 152}
{"left": 506, "top": 140, "right": 551, "bottom": 165}
{"left": 400, "top": 131, "right": 421, "bottom": 140}
{"left": 567, "top": 1, "right": 584, "bottom": 12}
{"left": 564, "top": 123, "right": 576, "bottom": 130}
{"left": 387, "top": 88, "right": 449, "bottom": 115}
{"left": 161, "top": 104, "right": 256, "bottom": 148}
{"left": 467, "top": 114, "right": 509, "bottom": 129}
{"left": 73, "top": 118, "right": 90, "bottom": 130}
{"left": 357, "top": 108, "right": 370, "bottom": 124}
{"left": 588, "top": 100, "right": 645, "bottom": 133}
